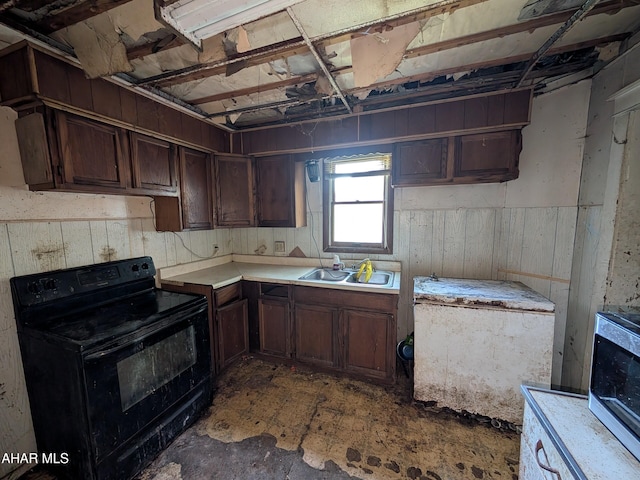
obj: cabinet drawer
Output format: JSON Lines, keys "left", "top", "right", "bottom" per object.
{"left": 521, "top": 402, "right": 575, "bottom": 480}
{"left": 293, "top": 286, "right": 397, "bottom": 312}
{"left": 215, "top": 282, "right": 242, "bottom": 307}
{"left": 260, "top": 283, "right": 289, "bottom": 298}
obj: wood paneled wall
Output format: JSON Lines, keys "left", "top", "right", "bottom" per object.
{"left": 236, "top": 90, "right": 532, "bottom": 155}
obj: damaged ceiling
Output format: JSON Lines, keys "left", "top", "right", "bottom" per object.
{"left": 0, "top": 0, "right": 639, "bottom": 131}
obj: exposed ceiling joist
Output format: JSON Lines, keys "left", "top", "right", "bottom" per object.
{"left": 1, "top": 0, "right": 639, "bottom": 131}
{"left": 516, "top": 0, "right": 600, "bottom": 87}
{"left": 212, "top": 33, "right": 625, "bottom": 127}
{"left": 134, "top": 0, "right": 491, "bottom": 87}
{"left": 127, "top": 33, "right": 183, "bottom": 60}
{"left": 286, "top": 6, "right": 351, "bottom": 113}
{"left": 404, "top": 0, "right": 639, "bottom": 59}
{"left": 363, "top": 33, "right": 627, "bottom": 94}
{"left": 134, "top": 0, "right": 638, "bottom": 93}
{"left": 191, "top": 72, "right": 324, "bottom": 105}
{"left": 138, "top": 37, "right": 308, "bottom": 87}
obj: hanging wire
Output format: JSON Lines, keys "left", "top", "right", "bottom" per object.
{"left": 149, "top": 199, "right": 219, "bottom": 259}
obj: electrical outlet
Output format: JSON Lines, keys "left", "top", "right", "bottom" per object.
{"left": 274, "top": 241, "right": 285, "bottom": 253}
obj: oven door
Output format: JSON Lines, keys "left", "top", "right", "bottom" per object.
{"left": 83, "top": 303, "right": 210, "bottom": 461}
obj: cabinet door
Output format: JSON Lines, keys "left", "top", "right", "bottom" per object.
{"left": 130, "top": 132, "right": 178, "bottom": 194}
{"left": 180, "top": 147, "right": 214, "bottom": 230}
{"left": 217, "top": 299, "right": 249, "bottom": 371}
{"left": 54, "top": 110, "right": 128, "bottom": 190}
{"left": 454, "top": 130, "right": 521, "bottom": 183}
{"left": 256, "top": 155, "right": 306, "bottom": 227}
{"left": 294, "top": 303, "right": 339, "bottom": 368}
{"left": 343, "top": 309, "right": 394, "bottom": 381}
{"left": 258, "top": 298, "right": 290, "bottom": 357}
{"left": 215, "top": 154, "right": 255, "bottom": 227}
{"left": 392, "top": 138, "right": 449, "bottom": 186}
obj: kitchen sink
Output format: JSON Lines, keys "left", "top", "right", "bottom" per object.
{"left": 299, "top": 268, "right": 351, "bottom": 282}
{"left": 345, "top": 271, "right": 393, "bottom": 286}
{"left": 299, "top": 268, "right": 395, "bottom": 288}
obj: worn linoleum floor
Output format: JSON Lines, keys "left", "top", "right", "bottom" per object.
{"left": 138, "top": 358, "right": 520, "bottom": 480}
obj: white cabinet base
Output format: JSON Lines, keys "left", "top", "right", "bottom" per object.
{"left": 414, "top": 302, "right": 554, "bottom": 424}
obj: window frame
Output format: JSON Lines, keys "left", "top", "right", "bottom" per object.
{"left": 322, "top": 154, "right": 394, "bottom": 255}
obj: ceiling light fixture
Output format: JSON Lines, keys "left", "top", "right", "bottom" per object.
{"left": 156, "top": 0, "right": 306, "bottom": 50}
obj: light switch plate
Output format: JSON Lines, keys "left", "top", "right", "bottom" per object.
{"left": 274, "top": 241, "right": 285, "bottom": 254}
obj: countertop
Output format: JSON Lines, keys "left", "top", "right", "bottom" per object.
{"left": 413, "top": 276, "right": 554, "bottom": 312}
{"left": 158, "top": 255, "right": 401, "bottom": 294}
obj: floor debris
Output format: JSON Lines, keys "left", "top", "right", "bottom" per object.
{"left": 140, "top": 358, "right": 520, "bottom": 480}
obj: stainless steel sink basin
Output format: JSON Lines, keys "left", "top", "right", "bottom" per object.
{"left": 299, "top": 268, "right": 351, "bottom": 282}
{"left": 299, "top": 267, "right": 395, "bottom": 288}
{"left": 345, "top": 272, "right": 393, "bottom": 286}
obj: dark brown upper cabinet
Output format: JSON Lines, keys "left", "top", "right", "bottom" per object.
{"left": 54, "top": 111, "right": 129, "bottom": 191}
{"left": 154, "top": 146, "right": 214, "bottom": 231}
{"left": 215, "top": 154, "right": 255, "bottom": 227}
{"left": 15, "top": 109, "right": 129, "bottom": 193}
{"left": 130, "top": 132, "right": 178, "bottom": 194}
{"left": 454, "top": 130, "right": 521, "bottom": 183}
{"left": 255, "top": 154, "right": 307, "bottom": 228}
{"left": 391, "top": 129, "right": 522, "bottom": 187}
{"left": 15, "top": 107, "right": 191, "bottom": 197}
{"left": 392, "top": 138, "right": 449, "bottom": 187}
{"left": 180, "top": 147, "right": 215, "bottom": 230}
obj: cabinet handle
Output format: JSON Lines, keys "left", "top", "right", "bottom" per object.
{"left": 535, "top": 439, "right": 562, "bottom": 479}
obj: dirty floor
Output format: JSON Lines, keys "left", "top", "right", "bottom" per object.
{"left": 18, "top": 358, "right": 520, "bottom": 480}
{"left": 138, "top": 358, "right": 520, "bottom": 480}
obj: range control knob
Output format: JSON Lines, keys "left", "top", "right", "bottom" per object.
{"left": 131, "top": 264, "right": 140, "bottom": 272}
{"left": 43, "top": 279, "right": 57, "bottom": 290}
{"left": 27, "top": 281, "right": 43, "bottom": 294}
{"left": 141, "top": 263, "right": 149, "bottom": 270}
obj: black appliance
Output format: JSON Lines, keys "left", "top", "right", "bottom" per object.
{"left": 589, "top": 311, "right": 640, "bottom": 462}
{"left": 11, "top": 257, "right": 212, "bottom": 480}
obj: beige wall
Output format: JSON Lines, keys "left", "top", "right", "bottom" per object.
{"left": 564, "top": 37, "right": 640, "bottom": 392}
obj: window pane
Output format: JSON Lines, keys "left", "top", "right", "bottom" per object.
{"left": 333, "top": 204, "right": 383, "bottom": 243}
{"left": 334, "top": 176, "right": 384, "bottom": 202}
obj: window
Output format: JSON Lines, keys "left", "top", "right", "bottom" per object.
{"left": 322, "top": 153, "right": 393, "bottom": 254}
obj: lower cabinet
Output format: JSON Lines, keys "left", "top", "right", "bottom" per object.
{"left": 160, "top": 281, "right": 248, "bottom": 375}
{"left": 293, "top": 286, "right": 397, "bottom": 383}
{"left": 246, "top": 282, "right": 398, "bottom": 383}
{"left": 343, "top": 309, "right": 394, "bottom": 381}
{"left": 294, "top": 304, "right": 339, "bottom": 368}
{"left": 258, "top": 297, "right": 291, "bottom": 357}
{"left": 217, "top": 298, "right": 249, "bottom": 371}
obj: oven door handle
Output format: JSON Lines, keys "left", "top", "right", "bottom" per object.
{"left": 84, "top": 318, "right": 191, "bottom": 360}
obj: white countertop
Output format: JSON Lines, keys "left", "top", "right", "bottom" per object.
{"left": 413, "top": 276, "right": 554, "bottom": 312}
{"left": 158, "top": 255, "right": 401, "bottom": 294}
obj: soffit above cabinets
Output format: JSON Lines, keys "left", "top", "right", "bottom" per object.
{"left": 0, "top": 0, "right": 639, "bottom": 131}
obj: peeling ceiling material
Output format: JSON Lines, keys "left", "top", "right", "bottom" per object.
{"left": 53, "top": 14, "right": 132, "bottom": 78}
{"left": 0, "top": 0, "right": 639, "bottom": 130}
{"left": 351, "top": 22, "right": 422, "bottom": 88}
